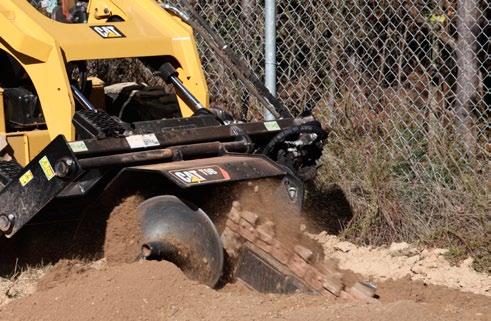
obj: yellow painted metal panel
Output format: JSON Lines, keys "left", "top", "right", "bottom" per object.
{"left": 0, "top": 0, "right": 210, "bottom": 158}
{"left": 6, "top": 134, "right": 28, "bottom": 166}
{"left": 5, "top": 131, "right": 50, "bottom": 165}
{"left": 24, "top": 130, "right": 51, "bottom": 162}
{"left": 0, "top": 7, "right": 53, "bottom": 62}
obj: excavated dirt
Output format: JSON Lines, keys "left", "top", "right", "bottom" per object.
{"left": 36, "top": 259, "right": 107, "bottom": 292}
{"left": 103, "top": 195, "right": 145, "bottom": 264}
{"left": 1, "top": 260, "right": 490, "bottom": 321}
{"left": 1, "top": 190, "right": 489, "bottom": 319}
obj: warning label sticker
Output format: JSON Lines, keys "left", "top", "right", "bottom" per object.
{"left": 39, "top": 156, "right": 55, "bottom": 181}
{"left": 69, "top": 141, "right": 89, "bottom": 153}
{"left": 169, "top": 166, "right": 231, "bottom": 186}
{"left": 19, "top": 170, "right": 34, "bottom": 187}
{"left": 126, "top": 134, "right": 160, "bottom": 149}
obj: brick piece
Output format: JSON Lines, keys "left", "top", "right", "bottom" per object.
{"left": 228, "top": 207, "right": 241, "bottom": 224}
{"left": 288, "top": 254, "right": 309, "bottom": 278}
{"left": 221, "top": 227, "right": 242, "bottom": 257}
{"left": 255, "top": 238, "right": 272, "bottom": 253}
{"left": 257, "top": 229, "right": 273, "bottom": 244}
{"left": 239, "top": 218, "right": 258, "bottom": 242}
{"left": 322, "top": 276, "right": 344, "bottom": 296}
{"left": 271, "top": 241, "right": 290, "bottom": 265}
{"left": 257, "top": 221, "right": 276, "bottom": 244}
{"left": 347, "top": 282, "right": 377, "bottom": 301}
{"left": 240, "top": 210, "right": 259, "bottom": 226}
{"left": 303, "top": 267, "right": 324, "bottom": 291}
{"left": 226, "top": 219, "right": 240, "bottom": 232}
{"left": 258, "top": 221, "right": 275, "bottom": 235}
{"left": 338, "top": 290, "right": 355, "bottom": 300}
{"left": 294, "top": 245, "right": 313, "bottom": 262}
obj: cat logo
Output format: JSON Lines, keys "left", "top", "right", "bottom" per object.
{"left": 169, "top": 166, "right": 231, "bottom": 186}
{"left": 90, "top": 25, "right": 125, "bottom": 39}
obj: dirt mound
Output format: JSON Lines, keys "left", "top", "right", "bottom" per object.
{"left": 36, "top": 259, "right": 107, "bottom": 291}
{"left": 315, "top": 233, "right": 491, "bottom": 296}
{"left": 103, "top": 195, "right": 145, "bottom": 264}
{"left": 1, "top": 261, "right": 489, "bottom": 321}
{"left": 377, "top": 277, "right": 490, "bottom": 308}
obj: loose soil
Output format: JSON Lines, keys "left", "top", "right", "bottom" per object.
{"left": 0, "top": 195, "right": 489, "bottom": 320}
{"left": 0, "top": 260, "right": 489, "bottom": 321}
{"left": 103, "top": 195, "right": 145, "bottom": 264}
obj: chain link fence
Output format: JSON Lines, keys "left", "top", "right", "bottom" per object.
{"left": 167, "top": 0, "right": 489, "bottom": 263}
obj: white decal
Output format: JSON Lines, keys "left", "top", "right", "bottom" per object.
{"left": 126, "top": 134, "right": 160, "bottom": 149}
{"left": 264, "top": 121, "right": 281, "bottom": 131}
{"left": 69, "top": 141, "right": 88, "bottom": 153}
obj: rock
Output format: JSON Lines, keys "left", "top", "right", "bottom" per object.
{"left": 334, "top": 241, "right": 355, "bottom": 253}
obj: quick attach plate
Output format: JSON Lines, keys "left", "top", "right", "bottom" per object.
{"left": 0, "top": 136, "right": 82, "bottom": 237}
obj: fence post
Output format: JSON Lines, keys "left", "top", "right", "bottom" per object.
{"left": 264, "top": 0, "right": 276, "bottom": 120}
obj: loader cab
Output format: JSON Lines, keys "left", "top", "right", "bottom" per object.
{"left": 30, "top": 0, "right": 87, "bottom": 23}
{"left": 1, "top": 0, "right": 210, "bottom": 163}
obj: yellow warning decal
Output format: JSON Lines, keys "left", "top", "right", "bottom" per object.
{"left": 19, "top": 170, "right": 34, "bottom": 187}
{"left": 39, "top": 156, "right": 55, "bottom": 181}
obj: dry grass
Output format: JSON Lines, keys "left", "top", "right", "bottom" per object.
{"left": 311, "top": 95, "right": 489, "bottom": 273}
{"left": 0, "top": 265, "right": 49, "bottom": 306}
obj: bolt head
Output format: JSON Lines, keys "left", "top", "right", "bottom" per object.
{"left": 0, "top": 215, "right": 12, "bottom": 233}
{"left": 55, "top": 158, "right": 76, "bottom": 178}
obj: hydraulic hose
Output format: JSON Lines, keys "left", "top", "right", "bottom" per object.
{"left": 262, "top": 121, "right": 327, "bottom": 158}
